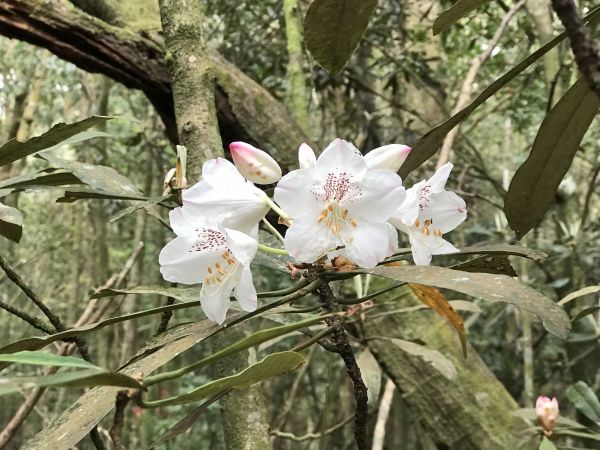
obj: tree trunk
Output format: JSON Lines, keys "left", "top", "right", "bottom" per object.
{"left": 157, "top": 1, "right": 272, "bottom": 447}
{"left": 364, "top": 287, "right": 529, "bottom": 450}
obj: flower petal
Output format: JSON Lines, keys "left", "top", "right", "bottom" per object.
{"left": 427, "top": 162, "right": 453, "bottom": 192}
{"left": 229, "top": 141, "right": 282, "bottom": 184}
{"left": 409, "top": 231, "right": 459, "bottom": 265}
{"left": 234, "top": 266, "right": 258, "bottom": 312}
{"left": 347, "top": 169, "right": 405, "bottom": 222}
{"left": 225, "top": 228, "right": 258, "bottom": 266}
{"left": 284, "top": 218, "right": 336, "bottom": 263}
{"left": 200, "top": 290, "right": 231, "bottom": 325}
{"left": 317, "top": 139, "right": 366, "bottom": 175}
{"left": 298, "top": 143, "right": 317, "bottom": 169}
{"left": 159, "top": 235, "right": 220, "bottom": 284}
{"left": 344, "top": 221, "right": 396, "bottom": 268}
{"left": 201, "top": 157, "right": 246, "bottom": 186}
{"left": 422, "top": 191, "right": 467, "bottom": 233}
{"left": 364, "top": 144, "right": 411, "bottom": 172}
{"left": 274, "top": 169, "right": 323, "bottom": 219}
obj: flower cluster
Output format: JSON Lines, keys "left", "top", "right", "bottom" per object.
{"left": 160, "top": 139, "right": 467, "bottom": 324}
{"left": 536, "top": 396, "right": 559, "bottom": 436}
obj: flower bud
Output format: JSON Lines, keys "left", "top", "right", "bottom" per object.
{"left": 536, "top": 396, "right": 559, "bottom": 436}
{"left": 229, "top": 141, "right": 282, "bottom": 184}
{"left": 364, "top": 144, "right": 411, "bottom": 172}
{"left": 298, "top": 143, "right": 317, "bottom": 169}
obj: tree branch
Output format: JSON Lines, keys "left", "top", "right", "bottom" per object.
{"left": 551, "top": 0, "right": 600, "bottom": 95}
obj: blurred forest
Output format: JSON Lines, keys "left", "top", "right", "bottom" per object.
{"left": 0, "top": 0, "right": 598, "bottom": 449}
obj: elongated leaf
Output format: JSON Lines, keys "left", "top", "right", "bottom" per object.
{"left": 366, "top": 266, "right": 570, "bottom": 338}
{"left": 145, "top": 351, "right": 304, "bottom": 407}
{"left": 0, "top": 116, "right": 112, "bottom": 166}
{"left": 399, "top": 6, "right": 600, "bottom": 178}
{"left": 433, "top": 0, "right": 491, "bottom": 35}
{"left": 555, "top": 429, "right": 600, "bottom": 442}
{"left": 409, "top": 284, "right": 467, "bottom": 357}
{"left": 505, "top": 79, "right": 600, "bottom": 239}
{"left": 457, "top": 244, "right": 546, "bottom": 261}
{"left": 539, "top": 436, "right": 558, "bottom": 450}
{"left": 22, "top": 320, "right": 219, "bottom": 450}
{"left": 0, "top": 351, "right": 100, "bottom": 370}
{"left": 558, "top": 285, "right": 600, "bottom": 306}
{"left": 0, "top": 169, "right": 82, "bottom": 190}
{"left": 109, "top": 196, "right": 171, "bottom": 223}
{"left": 0, "top": 202, "right": 23, "bottom": 242}
{"left": 572, "top": 306, "right": 600, "bottom": 322}
{"left": 0, "top": 369, "right": 143, "bottom": 395}
{"left": 387, "top": 338, "right": 457, "bottom": 380}
{"left": 566, "top": 381, "right": 600, "bottom": 423}
{"left": 56, "top": 187, "right": 147, "bottom": 203}
{"left": 356, "top": 348, "right": 382, "bottom": 405}
{"left": 304, "top": 0, "right": 379, "bottom": 74}
{"left": 92, "top": 284, "right": 201, "bottom": 302}
{"left": 40, "top": 154, "right": 140, "bottom": 197}
{"left": 453, "top": 255, "right": 517, "bottom": 277}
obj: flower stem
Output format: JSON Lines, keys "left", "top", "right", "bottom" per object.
{"left": 261, "top": 218, "right": 285, "bottom": 243}
{"left": 265, "top": 197, "right": 292, "bottom": 222}
{"left": 258, "top": 243, "right": 288, "bottom": 256}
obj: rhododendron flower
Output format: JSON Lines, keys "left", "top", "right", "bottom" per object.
{"left": 159, "top": 209, "right": 258, "bottom": 325}
{"left": 536, "top": 396, "right": 559, "bottom": 435}
{"left": 181, "top": 157, "right": 269, "bottom": 235}
{"left": 229, "top": 141, "right": 282, "bottom": 184}
{"left": 364, "top": 144, "right": 411, "bottom": 172}
{"left": 274, "top": 139, "right": 406, "bottom": 268}
{"left": 390, "top": 162, "right": 466, "bottom": 265}
{"left": 298, "top": 143, "right": 317, "bottom": 169}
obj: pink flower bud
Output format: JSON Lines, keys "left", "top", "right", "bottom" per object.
{"left": 536, "top": 396, "right": 559, "bottom": 435}
{"left": 298, "top": 143, "right": 317, "bottom": 169}
{"left": 364, "top": 144, "right": 411, "bottom": 172}
{"left": 229, "top": 141, "right": 282, "bottom": 184}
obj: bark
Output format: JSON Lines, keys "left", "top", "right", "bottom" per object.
{"left": 0, "top": 0, "right": 309, "bottom": 162}
{"left": 212, "top": 326, "right": 272, "bottom": 450}
{"left": 157, "top": 2, "right": 272, "bottom": 448}
{"left": 364, "top": 287, "right": 529, "bottom": 450}
{"left": 283, "top": 0, "right": 309, "bottom": 132}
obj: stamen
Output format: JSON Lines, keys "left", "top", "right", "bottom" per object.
{"left": 350, "top": 219, "right": 358, "bottom": 228}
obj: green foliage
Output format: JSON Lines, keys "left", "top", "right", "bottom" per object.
{"left": 304, "top": 0, "right": 379, "bottom": 74}
{"left": 0, "top": 201, "right": 22, "bottom": 242}
{"left": 566, "top": 381, "right": 600, "bottom": 424}
{"left": 505, "top": 79, "right": 600, "bottom": 239}
{"left": 433, "top": 0, "right": 491, "bottom": 35}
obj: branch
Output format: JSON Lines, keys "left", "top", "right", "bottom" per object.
{"left": 317, "top": 282, "right": 369, "bottom": 450}
{"left": 0, "top": 299, "right": 54, "bottom": 334}
{"left": 551, "top": 0, "right": 600, "bottom": 95}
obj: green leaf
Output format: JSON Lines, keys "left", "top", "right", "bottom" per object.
{"left": 504, "top": 79, "right": 600, "bottom": 239}
{"left": 252, "top": 229, "right": 292, "bottom": 272}
{"left": 433, "top": 0, "right": 490, "bottom": 35}
{"left": 572, "top": 306, "right": 600, "bottom": 322}
{"left": 304, "top": 0, "right": 379, "bottom": 74}
{"left": 56, "top": 188, "right": 147, "bottom": 203}
{"left": 0, "top": 351, "right": 101, "bottom": 370}
{"left": 558, "top": 285, "right": 600, "bottom": 306}
{"left": 21, "top": 320, "right": 220, "bottom": 450}
{"left": 366, "top": 266, "right": 570, "bottom": 339}
{"left": 0, "top": 369, "right": 143, "bottom": 395}
{"left": 399, "top": 6, "right": 600, "bottom": 178}
{"left": 144, "top": 314, "right": 329, "bottom": 385}
{"left": 456, "top": 244, "right": 546, "bottom": 261}
{"left": 0, "top": 202, "right": 23, "bottom": 243}
{"left": 144, "top": 351, "right": 305, "bottom": 407}
{"left": 92, "top": 284, "right": 201, "bottom": 302}
{"left": 453, "top": 255, "right": 517, "bottom": 277}
{"left": 566, "top": 381, "right": 600, "bottom": 423}
{"left": 0, "top": 116, "right": 113, "bottom": 166}
{"left": 387, "top": 338, "right": 457, "bottom": 380}
{"left": 39, "top": 153, "right": 141, "bottom": 197}
{"left": 538, "top": 436, "right": 557, "bottom": 450}
{"left": 109, "top": 196, "right": 171, "bottom": 223}
{"left": 555, "top": 429, "right": 600, "bottom": 442}
{"left": 0, "top": 169, "right": 82, "bottom": 190}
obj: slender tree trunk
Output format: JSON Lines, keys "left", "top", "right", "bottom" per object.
{"left": 157, "top": 2, "right": 272, "bottom": 448}
{"left": 283, "top": 0, "right": 309, "bottom": 133}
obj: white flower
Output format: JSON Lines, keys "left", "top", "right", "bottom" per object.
{"left": 274, "top": 139, "right": 406, "bottom": 268}
{"left": 181, "top": 157, "right": 270, "bottom": 234}
{"left": 390, "top": 163, "right": 467, "bottom": 265}
{"left": 229, "top": 141, "right": 282, "bottom": 184}
{"left": 364, "top": 144, "right": 411, "bottom": 172}
{"left": 159, "top": 209, "right": 258, "bottom": 325}
{"left": 298, "top": 143, "right": 317, "bottom": 169}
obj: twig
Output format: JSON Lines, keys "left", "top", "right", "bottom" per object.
{"left": 156, "top": 295, "right": 176, "bottom": 334}
{"left": 551, "top": 0, "right": 600, "bottom": 95}
{"left": 317, "top": 282, "right": 369, "bottom": 450}
{"left": 271, "top": 414, "right": 354, "bottom": 442}
{"left": 0, "top": 299, "right": 54, "bottom": 334}
{"left": 109, "top": 391, "right": 130, "bottom": 450}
